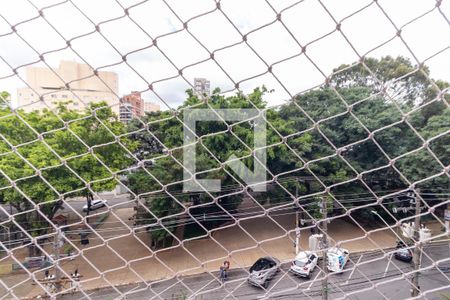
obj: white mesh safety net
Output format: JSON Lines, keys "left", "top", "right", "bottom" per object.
{"left": 0, "top": 0, "right": 449, "bottom": 299}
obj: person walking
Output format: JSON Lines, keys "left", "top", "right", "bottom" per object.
{"left": 70, "top": 268, "right": 81, "bottom": 294}
{"left": 219, "top": 260, "right": 230, "bottom": 282}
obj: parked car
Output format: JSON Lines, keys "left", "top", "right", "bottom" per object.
{"left": 290, "top": 251, "right": 318, "bottom": 278}
{"left": 394, "top": 240, "right": 413, "bottom": 262}
{"left": 247, "top": 256, "right": 280, "bottom": 288}
{"left": 327, "top": 247, "right": 349, "bottom": 273}
{"left": 82, "top": 199, "right": 108, "bottom": 212}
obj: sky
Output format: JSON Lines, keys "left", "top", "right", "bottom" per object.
{"left": 0, "top": 0, "right": 449, "bottom": 110}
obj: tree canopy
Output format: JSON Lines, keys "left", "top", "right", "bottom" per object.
{"left": 125, "top": 56, "right": 449, "bottom": 246}
{"left": 0, "top": 102, "right": 135, "bottom": 236}
{"left": 1, "top": 56, "right": 448, "bottom": 248}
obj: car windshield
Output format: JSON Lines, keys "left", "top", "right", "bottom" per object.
{"left": 294, "top": 260, "right": 306, "bottom": 267}
{"left": 250, "top": 258, "right": 273, "bottom": 272}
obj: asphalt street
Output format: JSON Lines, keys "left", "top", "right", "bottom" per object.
{"left": 59, "top": 194, "right": 134, "bottom": 214}
{"left": 62, "top": 242, "right": 450, "bottom": 300}
{"left": 0, "top": 194, "right": 132, "bottom": 221}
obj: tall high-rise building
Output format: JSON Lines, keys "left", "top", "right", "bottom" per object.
{"left": 194, "top": 78, "right": 210, "bottom": 96}
{"left": 17, "top": 61, "right": 119, "bottom": 113}
{"left": 120, "top": 91, "right": 144, "bottom": 123}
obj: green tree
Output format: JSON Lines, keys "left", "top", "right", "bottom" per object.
{"left": 126, "top": 65, "right": 449, "bottom": 247}
{"left": 0, "top": 102, "right": 135, "bottom": 252}
{"left": 260, "top": 56, "right": 449, "bottom": 225}
{"left": 0, "top": 91, "right": 10, "bottom": 108}
{"left": 126, "top": 87, "right": 314, "bottom": 247}
{"left": 330, "top": 56, "right": 432, "bottom": 106}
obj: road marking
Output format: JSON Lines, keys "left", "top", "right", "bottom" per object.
{"left": 126, "top": 284, "right": 141, "bottom": 294}
{"left": 384, "top": 253, "right": 393, "bottom": 277}
{"left": 343, "top": 254, "right": 363, "bottom": 285}
{"left": 306, "top": 270, "right": 321, "bottom": 291}
{"left": 77, "top": 292, "right": 95, "bottom": 299}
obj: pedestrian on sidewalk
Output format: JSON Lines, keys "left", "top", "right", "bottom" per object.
{"left": 219, "top": 260, "right": 230, "bottom": 282}
{"left": 70, "top": 268, "right": 81, "bottom": 294}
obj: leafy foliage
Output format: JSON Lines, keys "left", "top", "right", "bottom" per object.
{"left": 2, "top": 56, "right": 449, "bottom": 249}
{"left": 126, "top": 57, "right": 449, "bottom": 247}
{"left": 0, "top": 101, "right": 134, "bottom": 235}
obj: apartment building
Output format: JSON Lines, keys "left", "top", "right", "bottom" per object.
{"left": 120, "top": 91, "right": 144, "bottom": 123}
{"left": 144, "top": 101, "right": 160, "bottom": 113}
{"left": 17, "top": 61, "right": 119, "bottom": 113}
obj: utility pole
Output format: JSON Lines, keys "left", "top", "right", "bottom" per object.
{"left": 411, "top": 188, "right": 421, "bottom": 298}
{"left": 446, "top": 180, "right": 450, "bottom": 234}
{"left": 295, "top": 184, "right": 300, "bottom": 255}
{"left": 0, "top": 225, "right": 10, "bottom": 249}
{"left": 54, "top": 226, "right": 63, "bottom": 295}
{"left": 321, "top": 197, "right": 328, "bottom": 300}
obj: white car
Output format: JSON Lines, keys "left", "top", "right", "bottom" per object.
{"left": 82, "top": 199, "right": 108, "bottom": 212}
{"left": 327, "top": 247, "right": 349, "bottom": 273}
{"left": 290, "top": 251, "right": 318, "bottom": 278}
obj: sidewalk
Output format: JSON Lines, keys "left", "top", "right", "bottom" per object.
{"left": 1, "top": 204, "right": 445, "bottom": 299}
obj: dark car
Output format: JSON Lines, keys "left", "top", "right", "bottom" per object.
{"left": 394, "top": 241, "right": 413, "bottom": 262}
{"left": 247, "top": 257, "right": 280, "bottom": 288}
